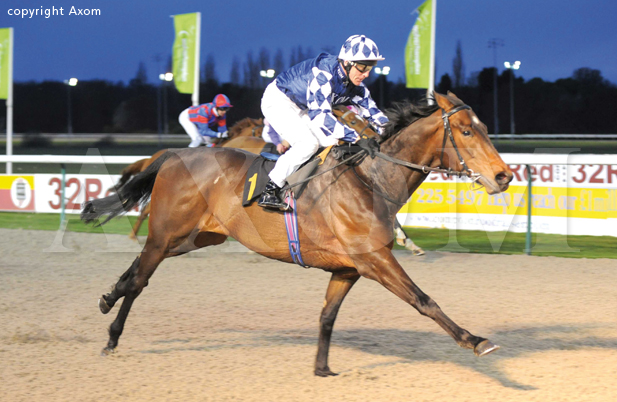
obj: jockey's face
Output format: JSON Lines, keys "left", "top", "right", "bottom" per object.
{"left": 345, "top": 61, "right": 372, "bottom": 86}
{"left": 216, "top": 107, "right": 229, "bottom": 116}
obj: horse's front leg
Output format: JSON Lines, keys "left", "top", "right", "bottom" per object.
{"left": 351, "top": 249, "right": 498, "bottom": 356}
{"left": 315, "top": 271, "right": 360, "bottom": 377}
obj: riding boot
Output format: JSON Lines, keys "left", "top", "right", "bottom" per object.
{"left": 258, "top": 180, "right": 291, "bottom": 211}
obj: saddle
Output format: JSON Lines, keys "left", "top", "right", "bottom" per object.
{"left": 241, "top": 105, "right": 379, "bottom": 206}
{"left": 241, "top": 147, "right": 332, "bottom": 206}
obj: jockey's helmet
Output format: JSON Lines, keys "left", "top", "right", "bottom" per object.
{"left": 213, "top": 94, "right": 233, "bottom": 109}
{"left": 338, "top": 35, "right": 385, "bottom": 66}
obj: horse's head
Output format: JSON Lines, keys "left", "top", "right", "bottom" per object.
{"left": 332, "top": 105, "right": 379, "bottom": 139}
{"left": 432, "top": 92, "right": 512, "bottom": 194}
{"left": 216, "top": 117, "right": 265, "bottom": 146}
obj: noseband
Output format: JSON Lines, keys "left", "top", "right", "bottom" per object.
{"left": 252, "top": 123, "right": 265, "bottom": 137}
{"left": 438, "top": 105, "right": 479, "bottom": 182}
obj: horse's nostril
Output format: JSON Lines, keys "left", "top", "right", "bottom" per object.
{"left": 495, "top": 171, "right": 512, "bottom": 184}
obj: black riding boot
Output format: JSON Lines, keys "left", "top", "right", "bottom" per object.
{"left": 258, "top": 180, "right": 290, "bottom": 211}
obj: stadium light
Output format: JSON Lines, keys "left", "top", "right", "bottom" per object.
{"left": 159, "top": 72, "right": 174, "bottom": 82}
{"left": 504, "top": 61, "right": 521, "bottom": 134}
{"left": 158, "top": 73, "right": 173, "bottom": 133}
{"left": 374, "top": 66, "right": 390, "bottom": 107}
{"left": 260, "top": 69, "right": 275, "bottom": 78}
{"left": 63, "top": 78, "right": 78, "bottom": 134}
{"left": 374, "top": 66, "right": 390, "bottom": 75}
{"left": 504, "top": 61, "right": 521, "bottom": 70}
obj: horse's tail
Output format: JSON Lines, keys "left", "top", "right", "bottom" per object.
{"left": 81, "top": 151, "right": 175, "bottom": 226}
{"left": 108, "top": 158, "right": 148, "bottom": 193}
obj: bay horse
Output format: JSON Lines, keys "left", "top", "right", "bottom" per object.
{"left": 82, "top": 92, "right": 513, "bottom": 376}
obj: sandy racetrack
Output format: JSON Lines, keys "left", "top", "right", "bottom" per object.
{"left": 0, "top": 228, "right": 615, "bottom": 401}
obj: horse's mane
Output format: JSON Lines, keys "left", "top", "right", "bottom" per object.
{"left": 228, "top": 117, "right": 263, "bottom": 139}
{"left": 381, "top": 97, "right": 440, "bottom": 141}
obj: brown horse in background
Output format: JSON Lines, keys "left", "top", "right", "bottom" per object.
{"left": 110, "top": 117, "right": 265, "bottom": 239}
{"left": 83, "top": 92, "right": 512, "bottom": 376}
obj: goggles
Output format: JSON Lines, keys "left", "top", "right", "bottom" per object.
{"left": 217, "top": 107, "right": 230, "bottom": 112}
{"left": 351, "top": 62, "right": 373, "bottom": 73}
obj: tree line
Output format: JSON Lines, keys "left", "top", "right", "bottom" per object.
{"left": 1, "top": 44, "right": 616, "bottom": 135}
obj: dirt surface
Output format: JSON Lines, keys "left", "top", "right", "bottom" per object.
{"left": 1, "top": 228, "right": 615, "bottom": 402}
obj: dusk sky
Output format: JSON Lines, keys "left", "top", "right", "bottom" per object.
{"left": 2, "top": 0, "right": 616, "bottom": 87}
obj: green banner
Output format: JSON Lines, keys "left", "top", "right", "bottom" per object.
{"left": 405, "top": 0, "right": 433, "bottom": 89}
{"left": 172, "top": 13, "right": 198, "bottom": 94}
{"left": 0, "top": 28, "right": 11, "bottom": 100}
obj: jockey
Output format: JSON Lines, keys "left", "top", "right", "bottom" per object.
{"left": 262, "top": 118, "right": 289, "bottom": 154}
{"left": 179, "top": 94, "right": 233, "bottom": 148}
{"left": 258, "top": 34, "right": 389, "bottom": 210}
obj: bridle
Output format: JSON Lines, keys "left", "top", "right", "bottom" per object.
{"left": 336, "top": 109, "right": 374, "bottom": 139}
{"left": 251, "top": 123, "right": 264, "bottom": 137}
{"left": 351, "top": 104, "right": 483, "bottom": 205}
{"left": 374, "top": 105, "right": 481, "bottom": 182}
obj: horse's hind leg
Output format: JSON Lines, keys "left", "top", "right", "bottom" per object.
{"left": 100, "top": 230, "right": 227, "bottom": 354}
{"left": 102, "top": 239, "right": 168, "bottom": 355}
{"left": 98, "top": 256, "right": 140, "bottom": 314}
{"left": 129, "top": 202, "right": 151, "bottom": 241}
{"left": 315, "top": 271, "right": 360, "bottom": 377}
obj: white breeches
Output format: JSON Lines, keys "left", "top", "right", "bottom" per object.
{"left": 261, "top": 81, "right": 338, "bottom": 187}
{"left": 179, "top": 109, "right": 213, "bottom": 148}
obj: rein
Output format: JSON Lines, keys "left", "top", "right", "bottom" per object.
{"left": 283, "top": 104, "right": 482, "bottom": 205}
{"left": 351, "top": 105, "right": 483, "bottom": 205}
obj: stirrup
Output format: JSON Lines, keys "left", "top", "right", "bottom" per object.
{"left": 258, "top": 193, "right": 292, "bottom": 211}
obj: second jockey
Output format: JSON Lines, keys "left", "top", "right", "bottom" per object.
{"left": 179, "top": 94, "right": 233, "bottom": 148}
{"left": 258, "top": 35, "right": 389, "bottom": 210}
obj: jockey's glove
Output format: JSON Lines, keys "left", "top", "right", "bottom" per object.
{"left": 217, "top": 131, "right": 229, "bottom": 139}
{"left": 356, "top": 137, "right": 380, "bottom": 159}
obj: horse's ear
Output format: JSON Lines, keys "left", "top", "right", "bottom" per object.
{"left": 434, "top": 92, "right": 454, "bottom": 110}
{"left": 447, "top": 91, "right": 461, "bottom": 101}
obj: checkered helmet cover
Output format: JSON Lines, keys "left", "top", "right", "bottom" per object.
{"left": 338, "top": 35, "right": 385, "bottom": 62}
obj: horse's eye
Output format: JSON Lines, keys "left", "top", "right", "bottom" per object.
{"left": 463, "top": 130, "right": 472, "bottom": 137}
{"left": 350, "top": 120, "right": 357, "bottom": 124}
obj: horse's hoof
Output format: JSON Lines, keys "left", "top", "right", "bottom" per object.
{"left": 314, "top": 368, "right": 339, "bottom": 377}
{"left": 474, "top": 339, "right": 500, "bottom": 357}
{"left": 405, "top": 240, "right": 425, "bottom": 255}
{"left": 411, "top": 247, "right": 425, "bottom": 256}
{"left": 98, "top": 297, "right": 112, "bottom": 314}
{"left": 100, "top": 347, "right": 115, "bottom": 356}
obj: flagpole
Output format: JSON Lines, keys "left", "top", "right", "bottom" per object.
{"left": 6, "top": 28, "right": 13, "bottom": 174}
{"left": 427, "top": 0, "right": 436, "bottom": 102}
{"left": 191, "top": 12, "right": 201, "bottom": 106}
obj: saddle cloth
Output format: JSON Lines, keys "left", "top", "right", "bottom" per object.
{"left": 241, "top": 155, "right": 277, "bottom": 206}
{"left": 241, "top": 145, "right": 335, "bottom": 207}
